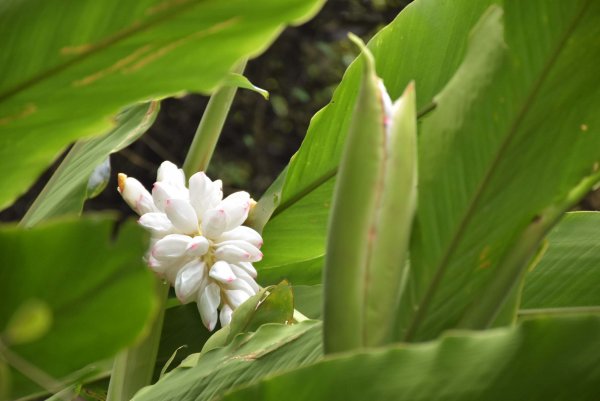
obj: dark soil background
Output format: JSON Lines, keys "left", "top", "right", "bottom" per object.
{"left": 0, "top": 0, "right": 410, "bottom": 222}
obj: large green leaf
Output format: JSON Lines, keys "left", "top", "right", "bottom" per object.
{"left": 131, "top": 321, "right": 322, "bottom": 401}
{"left": 259, "top": 0, "right": 600, "bottom": 341}
{"left": 224, "top": 315, "right": 600, "bottom": 401}
{"left": 257, "top": 0, "right": 496, "bottom": 285}
{"left": 401, "top": 0, "right": 600, "bottom": 340}
{"left": 521, "top": 212, "right": 600, "bottom": 312}
{"left": 0, "top": 216, "right": 157, "bottom": 399}
{"left": 21, "top": 102, "right": 159, "bottom": 228}
{"left": 0, "top": 0, "right": 324, "bottom": 211}
{"left": 256, "top": 177, "right": 334, "bottom": 286}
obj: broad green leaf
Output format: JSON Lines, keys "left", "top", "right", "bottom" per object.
{"left": 224, "top": 315, "right": 600, "bottom": 401}
{"left": 21, "top": 102, "right": 159, "bottom": 228}
{"left": 293, "top": 285, "right": 323, "bottom": 319}
{"left": 0, "top": 0, "right": 325, "bottom": 211}
{"left": 401, "top": 0, "right": 600, "bottom": 340}
{"left": 521, "top": 212, "right": 600, "bottom": 312}
{"left": 256, "top": 176, "right": 334, "bottom": 286}
{"left": 131, "top": 321, "right": 322, "bottom": 401}
{"left": 257, "top": 0, "right": 496, "bottom": 285}
{"left": 0, "top": 216, "right": 157, "bottom": 399}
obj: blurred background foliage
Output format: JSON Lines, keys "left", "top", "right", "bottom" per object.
{"left": 0, "top": 0, "right": 411, "bottom": 222}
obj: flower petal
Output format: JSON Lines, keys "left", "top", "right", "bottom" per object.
{"left": 209, "top": 260, "right": 236, "bottom": 283}
{"left": 189, "top": 172, "right": 223, "bottom": 217}
{"left": 157, "top": 161, "right": 186, "bottom": 189}
{"left": 152, "top": 234, "right": 193, "bottom": 260}
{"left": 225, "top": 289, "right": 250, "bottom": 309}
{"left": 165, "top": 199, "right": 199, "bottom": 234}
{"left": 138, "top": 212, "right": 173, "bottom": 235}
{"left": 216, "top": 240, "right": 262, "bottom": 261}
{"left": 218, "top": 191, "right": 251, "bottom": 231}
{"left": 230, "top": 264, "right": 260, "bottom": 291}
{"left": 147, "top": 255, "right": 181, "bottom": 277}
{"left": 225, "top": 277, "right": 257, "bottom": 296}
{"left": 219, "top": 304, "right": 233, "bottom": 327}
{"left": 152, "top": 182, "right": 186, "bottom": 212}
{"left": 201, "top": 208, "right": 227, "bottom": 238}
{"left": 175, "top": 260, "right": 205, "bottom": 303}
{"left": 215, "top": 244, "right": 262, "bottom": 263}
{"left": 186, "top": 236, "right": 209, "bottom": 257}
{"left": 118, "top": 174, "right": 156, "bottom": 215}
{"left": 235, "top": 262, "right": 258, "bottom": 278}
{"left": 198, "top": 282, "right": 221, "bottom": 331}
{"left": 216, "top": 226, "right": 263, "bottom": 248}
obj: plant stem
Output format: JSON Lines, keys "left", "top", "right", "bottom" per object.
{"left": 106, "top": 281, "right": 169, "bottom": 401}
{"left": 107, "top": 60, "right": 246, "bottom": 401}
{"left": 183, "top": 60, "right": 247, "bottom": 176}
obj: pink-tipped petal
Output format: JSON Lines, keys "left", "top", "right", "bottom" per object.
{"left": 215, "top": 244, "right": 261, "bottom": 263}
{"left": 165, "top": 198, "right": 199, "bottom": 234}
{"left": 216, "top": 226, "right": 263, "bottom": 248}
{"left": 174, "top": 260, "right": 205, "bottom": 304}
{"left": 217, "top": 191, "right": 251, "bottom": 231}
{"left": 152, "top": 234, "right": 193, "bottom": 260}
{"left": 225, "top": 277, "right": 257, "bottom": 296}
{"left": 201, "top": 208, "right": 227, "bottom": 239}
{"left": 186, "top": 236, "right": 209, "bottom": 257}
{"left": 209, "top": 261, "right": 236, "bottom": 283}
{"left": 157, "top": 161, "right": 186, "bottom": 189}
{"left": 198, "top": 283, "right": 220, "bottom": 331}
{"left": 189, "top": 172, "right": 223, "bottom": 217}
{"left": 138, "top": 212, "right": 173, "bottom": 235}
{"left": 215, "top": 240, "right": 262, "bottom": 262}
{"left": 152, "top": 181, "right": 186, "bottom": 212}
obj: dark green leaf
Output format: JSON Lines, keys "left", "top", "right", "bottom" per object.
{"left": 224, "top": 316, "right": 600, "bottom": 401}
{"left": 0, "top": 216, "right": 157, "bottom": 399}
{"left": 132, "top": 321, "right": 322, "bottom": 401}
{"left": 521, "top": 212, "right": 600, "bottom": 312}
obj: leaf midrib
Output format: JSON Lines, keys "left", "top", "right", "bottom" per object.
{"left": 402, "top": 0, "right": 591, "bottom": 341}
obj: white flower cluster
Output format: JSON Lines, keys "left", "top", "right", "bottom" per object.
{"left": 118, "top": 161, "right": 262, "bottom": 331}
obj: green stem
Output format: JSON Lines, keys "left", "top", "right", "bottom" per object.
{"left": 106, "top": 281, "right": 169, "bottom": 401}
{"left": 107, "top": 60, "right": 246, "bottom": 401}
{"left": 183, "top": 60, "right": 247, "bottom": 176}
